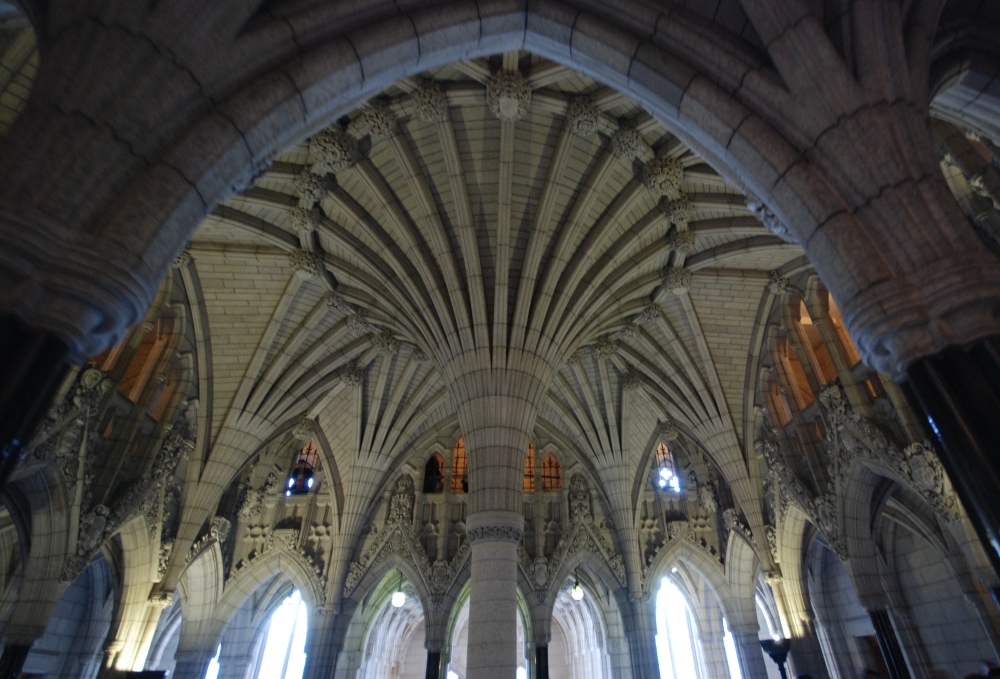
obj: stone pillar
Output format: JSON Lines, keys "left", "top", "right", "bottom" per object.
{"left": 535, "top": 645, "right": 548, "bottom": 679}
{"left": 465, "top": 510, "right": 524, "bottom": 679}
{"left": 730, "top": 626, "right": 769, "bottom": 679}
{"left": 0, "top": 644, "right": 31, "bottom": 679}
{"left": 172, "top": 650, "right": 214, "bottom": 679}
{"left": 869, "top": 610, "right": 911, "bottom": 679}
{"left": 621, "top": 595, "right": 660, "bottom": 679}
{"left": 303, "top": 607, "right": 339, "bottom": 679}
{"left": 906, "top": 339, "right": 1000, "bottom": 576}
{"left": 787, "top": 616, "right": 830, "bottom": 679}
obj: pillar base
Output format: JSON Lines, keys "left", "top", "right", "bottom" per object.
{"left": 535, "top": 645, "right": 548, "bottom": 679}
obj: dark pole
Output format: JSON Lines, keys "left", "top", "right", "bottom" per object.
{"left": 761, "top": 638, "right": 790, "bottom": 679}
{"left": 905, "top": 339, "right": 1000, "bottom": 577}
{"left": 425, "top": 650, "right": 441, "bottom": 679}
{"left": 869, "top": 610, "right": 911, "bottom": 679}
{"left": 535, "top": 645, "right": 549, "bottom": 679}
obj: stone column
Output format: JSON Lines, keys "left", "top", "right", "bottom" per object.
{"left": 620, "top": 595, "right": 660, "bottom": 679}
{"left": 171, "top": 650, "right": 214, "bottom": 679}
{"left": 787, "top": 616, "right": 831, "bottom": 679}
{"left": 868, "top": 610, "right": 911, "bottom": 679}
{"left": 465, "top": 510, "right": 524, "bottom": 679}
{"left": 730, "top": 626, "right": 769, "bottom": 679}
{"left": 425, "top": 649, "right": 442, "bottom": 679}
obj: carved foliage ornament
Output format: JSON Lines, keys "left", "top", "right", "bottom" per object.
{"left": 364, "top": 99, "right": 395, "bottom": 141}
{"left": 610, "top": 121, "right": 644, "bottom": 160}
{"left": 310, "top": 127, "right": 359, "bottom": 175}
{"left": 642, "top": 154, "right": 684, "bottom": 196}
{"left": 412, "top": 80, "right": 448, "bottom": 123}
{"left": 289, "top": 250, "right": 324, "bottom": 280}
{"left": 486, "top": 70, "right": 531, "bottom": 121}
{"left": 566, "top": 96, "right": 599, "bottom": 136}
{"left": 466, "top": 525, "right": 524, "bottom": 544}
{"left": 293, "top": 172, "right": 331, "bottom": 207}
{"left": 663, "top": 267, "right": 692, "bottom": 295}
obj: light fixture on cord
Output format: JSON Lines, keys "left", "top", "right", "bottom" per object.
{"left": 570, "top": 573, "right": 584, "bottom": 601}
{"left": 391, "top": 572, "right": 406, "bottom": 608}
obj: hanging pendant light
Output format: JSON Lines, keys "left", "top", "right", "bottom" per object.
{"left": 571, "top": 573, "right": 585, "bottom": 601}
{"left": 391, "top": 572, "right": 406, "bottom": 608}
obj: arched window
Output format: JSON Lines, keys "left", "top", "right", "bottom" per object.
{"left": 451, "top": 438, "right": 468, "bottom": 493}
{"left": 541, "top": 453, "right": 561, "bottom": 492}
{"left": 253, "top": 590, "right": 309, "bottom": 679}
{"left": 423, "top": 453, "right": 445, "bottom": 494}
{"left": 798, "top": 301, "right": 837, "bottom": 385}
{"left": 524, "top": 441, "right": 535, "bottom": 493}
{"left": 285, "top": 442, "right": 318, "bottom": 496}
{"left": 826, "top": 292, "right": 861, "bottom": 367}
{"left": 655, "top": 442, "right": 680, "bottom": 492}
{"left": 118, "top": 318, "right": 175, "bottom": 403}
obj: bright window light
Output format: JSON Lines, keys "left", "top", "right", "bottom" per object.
{"left": 255, "top": 590, "right": 308, "bottom": 679}
{"left": 204, "top": 644, "right": 221, "bottom": 679}
{"left": 447, "top": 671, "right": 461, "bottom": 679}
{"left": 722, "top": 617, "right": 744, "bottom": 679}
{"left": 516, "top": 667, "right": 527, "bottom": 679}
{"left": 655, "top": 578, "right": 703, "bottom": 679}
{"left": 658, "top": 467, "right": 680, "bottom": 492}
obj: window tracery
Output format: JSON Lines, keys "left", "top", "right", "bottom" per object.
{"left": 541, "top": 453, "right": 561, "bottom": 492}
{"left": 655, "top": 442, "right": 680, "bottom": 492}
{"left": 451, "top": 438, "right": 467, "bottom": 493}
{"left": 423, "top": 453, "right": 445, "bottom": 494}
{"left": 524, "top": 441, "right": 535, "bottom": 493}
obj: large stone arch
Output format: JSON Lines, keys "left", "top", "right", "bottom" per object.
{"left": 218, "top": 546, "right": 325, "bottom": 626}
{"left": 5, "top": 0, "right": 991, "bottom": 381}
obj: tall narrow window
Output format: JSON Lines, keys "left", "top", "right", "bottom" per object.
{"left": 524, "top": 441, "right": 536, "bottom": 493}
{"left": 451, "top": 438, "right": 468, "bottom": 493}
{"left": 541, "top": 453, "right": 561, "bottom": 492}
{"left": 655, "top": 442, "right": 680, "bottom": 492}
{"left": 655, "top": 578, "right": 705, "bottom": 679}
{"left": 253, "top": 590, "right": 309, "bottom": 679}
{"left": 827, "top": 293, "right": 861, "bottom": 367}
{"left": 423, "top": 454, "right": 445, "bottom": 494}
{"left": 286, "top": 442, "right": 318, "bottom": 497}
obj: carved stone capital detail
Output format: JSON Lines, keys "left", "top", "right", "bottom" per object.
{"left": 309, "top": 127, "right": 359, "bottom": 174}
{"left": 486, "top": 70, "right": 531, "bottom": 121}
{"left": 566, "top": 96, "right": 599, "bottom": 136}
{"left": 466, "top": 525, "right": 524, "bottom": 544}
{"left": 363, "top": 99, "right": 395, "bottom": 141}
{"left": 610, "top": 120, "right": 644, "bottom": 160}
{"left": 289, "top": 250, "right": 324, "bottom": 279}
{"left": 413, "top": 80, "right": 448, "bottom": 122}
{"left": 663, "top": 266, "right": 692, "bottom": 295}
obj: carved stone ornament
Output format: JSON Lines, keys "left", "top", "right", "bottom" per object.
{"left": 412, "top": 346, "right": 430, "bottom": 362}
{"left": 289, "top": 249, "right": 324, "bottom": 280}
{"left": 309, "top": 127, "right": 359, "bottom": 175}
{"left": 371, "top": 330, "right": 400, "bottom": 356}
{"left": 173, "top": 250, "right": 193, "bottom": 268}
{"left": 288, "top": 206, "right": 323, "bottom": 235}
{"left": 767, "top": 270, "right": 789, "bottom": 296}
{"left": 622, "top": 365, "right": 642, "bottom": 390}
{"left": 486, "top": 70, "right": 532, "bottom": 121}
{"left": 326, "top": 293, "right": 347, "bottom": 310}
{"left": 412, "top": 80, "right": 448, "bottom": 123}
{"left": 669, "top": 229, "right": 696, "bottom": 255}
{"left": 662, "top": 418, "right": 680, "bottom": 441}
{"left": 565, "top": 351, "right": 582, "bottom": 366}
{"left": 466, "top": 525, "right": 524, "bottom": 544}
{"left": 642, "top": 154, "right": 684, "bottom": 196}
{"left": 568, "top": 474, "right": 592, "bottom": 523}
{"left": 765, "top": 525, "right": 779, "bottom": 562}
{"left": 745, "top": 191, "right": 797, "bottom": 244}
{"left": 293, "top": 171, "right": 331, "bottom": 207}
{"left": 237, "top": 487, "right": 264, "bottom": 521}
{"left": 210, "top": 517, "right": 231, "bottom": 544}
{"left": 346, "top": 310, "right": 371, "bottom": 333}
{"left": 343, "top": 362, "right": 364, "bottom": 387}
{"left": 661, "top": 193, "right": 693, "bottom": 225}
{"left": 292, "top": 415, "right": 315, "bottom": 440}
{"left": 610, "top": 120, "right": 644, "bottom": 160}
{"left": 639, "top": 302, "right": 662, "bottom": 322}
{"left": 617, "top": 318, "right": 640, "bottom": 341}
{"left": 663, "top": 266, "right": 692, "bottom": 295}
{"left": 593, "top": 336, "right": 617, "bottom": 358}
{"left": 363, "top": 99, "right": 395, "bottom": 141}
{"left": 699, "top": 484, "right": 717, "bottom": 513}
{"left": 566, "top": 96, "right": 599, "bottom": 136}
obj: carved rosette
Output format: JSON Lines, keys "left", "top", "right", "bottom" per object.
{"left": 371, "top": 330, "right": 400, "bottom": 356}
{"left": 565, "top": 96, "right": 599, "bottom": 136}
{"left": 292, "top": 415, "right": 315, "bottom": 440}
{"left": 466, "top": 525, "right": 524, "bottom": 544}
{"left": 767, "top": 271, "right": 789, "bottom": 296}
{"left": 288, "top": 206, "right": 323, "bottom": 235}
{"left": 593, "top": 336, "right": 617, "bottom": 358}
{"left": 662, "top": 266, "right": 692, "bottom": 295}
{"left": 343, "top": 363, "right": 364, "bottom": 387}
{"left": 661, "top": 193, "right": 694, "bottom": 226}
{"left": 642, "top": 155, "right": 684, "bottom": 195}
{"left": 639, "top": 302, "right": 662, "bottom": 322}
{"left": 412, "top": 81, "right": 448, "bottom": 122}
{"left": 745, "top": 191, "right": 797, "bottom": 243}
{"left": 610, "top": 121, "right": 644, "bottom": 160}
{"left": 662, "top": 418, "right": 680, "bottom": 441}
{"left": 363, "top": 99, "right": 395, "bottom": 141}
{"left": 289, "top": 250, "right": 324, "bottom": 279}
{"left": 669, "top": 230, "right": 696, "bottom": 255}
{"left": 617, "top": 318, "right": 639, "bottom": 340}
{"left": 293, "top": 171, "right": 330, "bottom": 207}
{"left": 309, "top": 127, "right": 359, "bottom": 174}
{"left": 622, "top": 365, "right": 642, "bottom": 390}
{"left": 486, "top": 70, "right": 531, "bottom": 121}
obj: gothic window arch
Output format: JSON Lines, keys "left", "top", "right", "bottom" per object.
{"left": 423, "top": 453, "right": 445, "bottom": 494}
{"left": 541, "top": 453, "right": 561, "bottom": 492}
{"left": 655, "top": 442, "right": 680, "bottom": 492}
{"left": 451, "top": 438, "right": 467, "bottom": 493}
